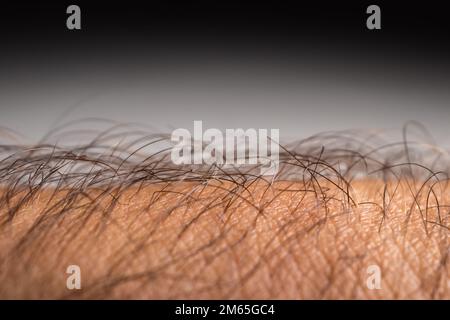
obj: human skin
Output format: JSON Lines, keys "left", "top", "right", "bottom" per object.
{"left": 0, "top": 178, "right": 448, "bottom": 299}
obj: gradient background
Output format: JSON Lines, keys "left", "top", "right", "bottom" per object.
{"left": 1, "top": 1, "right": 449, "bottom": 145}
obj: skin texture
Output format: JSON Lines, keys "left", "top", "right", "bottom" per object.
{"left": 0, "top": 179, "right": 448, "bottom": 299}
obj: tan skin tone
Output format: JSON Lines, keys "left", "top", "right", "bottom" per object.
{"left": 0, "top": 178, "right": 448, "bottom": 299}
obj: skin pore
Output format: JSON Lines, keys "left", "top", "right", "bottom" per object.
{"left": 0, "top": 124, "right": 449, "bottom": 299}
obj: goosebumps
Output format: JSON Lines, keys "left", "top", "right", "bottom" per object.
{"left": 0, "top": 122, "right": 448, "bottom": 299}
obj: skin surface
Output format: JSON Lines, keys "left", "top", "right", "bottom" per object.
{"left": 0, "top": 179, "right": 448, "bottom": 299}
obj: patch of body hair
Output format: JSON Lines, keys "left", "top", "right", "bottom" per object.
{"left": 0, "top": 119, "right": 448, "bottom": 299}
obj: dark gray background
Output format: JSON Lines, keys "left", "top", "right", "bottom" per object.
{"left": 1, "top": 2, "right": 449, "bottom": 145}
